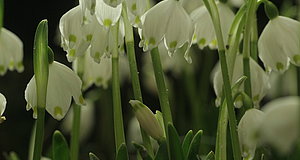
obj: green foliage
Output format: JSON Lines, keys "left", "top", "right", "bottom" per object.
{"left": 116, "top": 143, "right": 129, "bottom": 160}
{"left": 52, "top": 130, "right": 70, "bottom": 160}
{"left": 89, "top": 152, "right": 101, "bottom": 160}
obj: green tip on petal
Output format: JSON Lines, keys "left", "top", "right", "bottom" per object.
{"left": 276, "top": 62, "right": 284, "bottom": 71}
{"left": 86, "top": 34, "right": 93, "bottom": 42}
{"left": 54, "top": 106, "right": 63, "bottom": 117}
{"left": 264, "top": 1, "right": 279, "bottom": 20}
{"left": 103, "top": 19, "right": 112, "bottom": 27}
{"left": 69, "top": 34, "right": 77, "bottom": 43}
{"left": 129, "top": 100, "right": 144, "bottom": 112}
{"left": 79, "top": 95, "right": 86, "bottom": 105}
{"left": 131, "top": 3, "right": 137, "bottom": 11}
{"left": 293, "top": 55, "right": 300, "bottom": 65}
{"left": 149, "top": 37, "right": 156, "bottom": 45}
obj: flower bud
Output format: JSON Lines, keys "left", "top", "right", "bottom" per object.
{"left": 129, "top": 100, "right": 165, "bottom": 141}
{"left": 264, "top": 1, "right": 279, "bottom": 20}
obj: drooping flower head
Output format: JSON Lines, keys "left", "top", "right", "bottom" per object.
{"left": 140, "top": 0, "right": 194, "bottom": 62}
{"left": 0, "top": 93, "right": 6, "bottom": 123}
{"left": 126, "top": 0, "right": 149, "bottom": 28}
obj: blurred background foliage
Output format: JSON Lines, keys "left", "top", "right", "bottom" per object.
{"left": 0, "top": 0, "right": 298, "bottom": 159}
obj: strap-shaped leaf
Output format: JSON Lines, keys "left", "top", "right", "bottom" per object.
{"left": 204, "top": 151, "right": 215, "bottom": 160}
{"left": 52, "top": 130, "right": 70, "bottom": 160}
{"left": 133, "top": 142, "right": 153, "bottom": 160}
{"left": 167, "top": 123, "right": 184, "bottom": 160}
{"left": 182, "top": 130, "right": 194, "bottom": 158}
{"left": 89, "top": 152, "right": 100, "bottom": 160}
{"left": 154, "top": 139, "right": 168, "bottom": 160}
{"left": 186, "top": 130, "right": 203, "bottom": 160}
{"left": 116, "top": 143, "right": 129, "bottom": 160}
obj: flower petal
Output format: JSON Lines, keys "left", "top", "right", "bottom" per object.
{"left": 103, "top": 0, "right": 123, "bottom": 7}
{"left": 95, "top": 0, "right": 122, "bottom": 28}
{"left": 0, "top": 93, "right": 7, "bottom": 116}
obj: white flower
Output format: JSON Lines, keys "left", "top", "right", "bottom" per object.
{"left": 258, "top": 16, "right": 300, "bottom": 73}
{"left": 73, "top": 49, "right": 112, "bottom": 90}
{"left": 238, "top": 109, "right": 264, "bottom": 159}
{"left": 25, "top": 61, "right": 85, "bottom": 120}
{"left": 126, "top": 0, "right": 148, "bottom": 28}
{"left": 212, "top": 55, "right": 270, "bottom": 107}
{"left": 140, "top": 0, "right": 194, "bottom": 62}
{"left": 0, "top": 93, "right": 6, "bottom": 117}
{"left": 59, "top": 5, "right": 96, "bottom": 62}
{"left": 103, "top": 0, "right": 123, "bottom": 7}
{"left": 259, "top": 96, "right": 300, "bottom": 154}
{"left": 0, "top": 28, "right": 24, "bottom": 75}
{"left": 95, "top": 0, "right": 122, "bottom": 28}
{"left": 191, "top": 2, "right": 234, "bottom": 49}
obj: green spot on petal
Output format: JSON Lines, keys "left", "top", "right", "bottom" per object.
{"left": 54, "top": 106, "right": 63, "bottom": 117}
{"left": 9, "top": 61, "right": 14, "bottom": 70}
{"left": 293, "top": 55, "right": 300, "bottom": 65}
{"left": 69, "top": 49, "right": 76, "bottom": 57}
{"left": 131, "top": 3, "right": 137, "bottom": 11}
{"left": 17, "top": 62, "right": 24, "bottom": 72}
{"left": 211, "top": 39, "right": 217, "bottom": 46}
{"left": 86, "top": 34, "right": 93, "bottom": 42}
{"left": 253, "top": 94, "right": 259, "bottom": 102}
{"left": 96, "top": 77, "right": 103, "bottom": 85}
{"left": 69, "top": 34, "right": 77, "bottom": 43}
{"left": 198, "top": 38, "right": 206, "bottom": 46}
{"left": 276, "top": 62, "right": 284, "bottom": 71}
{"left": 79, "top": 95, "right": 85, "bottom": 105}
{"left": 149, "top": 37, "right": 156, "bottom": 45}
{"left": 0, "top": 65, "right": 6, "bottom": 75}
{"left": 169, "top": 41, "right": 177, "bottom": 49}
{"left": 103, "top": 19, "right": 112, "bottom": 27}
{"left": 91, "top": 3, "right": 96, "bottom": 11}
{"left": 134, "top": 16, "right": 140, "bottom": 24}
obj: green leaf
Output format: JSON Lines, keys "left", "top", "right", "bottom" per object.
{"left": 133, "top": 142, "right": 153, "bottom": 160}
{"left": 52, "top": 130, "right": 70, "bottom": 160}
{"left": 204, "top": 151, "right": 215, "bottom": 160}
{"left": 182, "top": 130, "right": 194, "bottom": 158}
{"left": 4, "top": 152, "right": 20, "bottom": 160}
{"left": 89, "top": 152, "right": 100, "bottom": 160}
{"left": 116, "top": 143, "right": 129, "bottom": 160}
{"left": 167, "top": 123, "right": 184, "bottom": 160}
{"left": 154, "top": 139, "right": 168, "bottom": 160}
{"left": 186, "top": 130, "right": 203, "bottom": 160}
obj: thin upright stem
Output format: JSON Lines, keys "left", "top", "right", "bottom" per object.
{"left": 150, "top": 47, "right": 173, "bottom": 129}
{"left": 121, "top": 2, "right": 153, "bottom": 156}
{"left": 0, "top": 0, "right": 3, "bottom": 29}
{"left": 111, "top": 22, "right": 126, "bottom": 151}
{"left": 33, "top": 107, "right": 45, "bottom": 160}
{"left": 70, "top": 104, "right": 81, "bottom": 160}
{"left": 215, "top": 100, "right": 228, "bottom": 160}
{"left": 250, "top": 13, "right": 258, "bottom": 62}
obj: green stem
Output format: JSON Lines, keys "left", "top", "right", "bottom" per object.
{"left": 121, "top": 2, "right": 153, "bottom": 156}
{"left": 242, "top": 0, "right": 257, "bottom": 109}
{"left": 70, "top": 104, "right": 81, "bottom": 160}
{"left": 215, "top": 100, "right": 228, "bottom": 160}
{"left": 150, "top": 47, "right": 173, "bottom": 129}
{"left": 0, "top": 0, "right": 3, "bottom": 30}
{"left": 250, "top": 13, "right": 258, "bottom": 62}
{"left": 33, "top": 107, "right": 45, "bottom": 160}
{"left": 202, "top": 0, "right": 241, "bottom": 159}
{"left": 111, "top": 22, "right": 126, "bottom": 151}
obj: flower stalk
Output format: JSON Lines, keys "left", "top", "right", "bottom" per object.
{"left": 70, "top": 104, "right": 81, "bottom": 160}
{"left": 202, "top": 0, "right": 241, "bottom": 159}
{"left": 121, "top": 2, "right": 153, "bottom": 156}
{"left": 32, "top": 20, "right": 49, "bottom": 160}
{"left": 0, "top": 0, "right": 3, "bottom": 29}
{"left": 111, "top": 21, "right": 126, "bottom": 150}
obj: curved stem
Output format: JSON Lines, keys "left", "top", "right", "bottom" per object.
{"left": 121, "top": 2, "right": 153, "bottom": 156}
{"left": 111, "top": 22, "right": 126, "bottom": 150}
{"left": 70, "top": 104, "right": 81, "bottom": 160}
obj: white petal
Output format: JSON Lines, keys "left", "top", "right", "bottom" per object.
{"left": 59, "top": 6, "right": 95, "bottom": 62}
{"left": 126, "top": 0, "right": 148, "bottom": 17}
{"left": 25, "top": 61, "right": 84, "bottom": 120}
{"left": 103, "top": 0, "right": 123, "bottom": 7}
{"left": 141, "top": 0, "right": 174, "bottom": 51}
{"left": 0, "top": 28, "right": 24, "bottom": 75}
{"left": 228, "top": 0, "right": 244, "bottom": 8}
{"left": 191, "top": 2, "right": 234, "bottom": 49}
{"left": 260, "top": 97, "right": 300, "bottom": 154}
{"left": 181, "top": 0, "right": 203, "bottom": 14}
{"left": 79, "top": 0, "right": 96, "bottom": 15}
{"left": 90, "top": 22, "right": 109, "bottom": 63}
{"left": 95, "top": 0, "right": 122, "bottom": 28}
{"left": 0, "top": 93, "right": 7, "bottom": 116}
{"left": 238, "top": 109, "right": 264, "bottom": 159}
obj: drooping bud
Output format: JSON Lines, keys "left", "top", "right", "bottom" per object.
{"left": 264, "top": 1, "right": 279, "bottom": 20}
{"left": 33, "top": 20, "right": 49, "bottom": 108}
{"left": 129, "top": 100, "right": 165, "bottom": 141}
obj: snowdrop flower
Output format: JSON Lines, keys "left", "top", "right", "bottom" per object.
{"left": 95, "top": 0, "right": 122, "bottom": 28}
{"left": 0, "top": 28, "right": 24, "bottom": 75}
{"left": 25, "top": 61, "right": 85, "bottom": 120}
{"left": 213, "top": 55, "right": 270, "bottom": 107}
{"left": 258, "top": 16, "right": 300, "bottom": 73}
{"left": 0, "top": 93, "right": 6, "bottom": 123}
{"left": 191, "top": 2, "right": 234, "bottom": 49}
{"left": 103, "top": 0, "right": 123, "bottom": 7}
{"left": 59, "top": 5, "right": 96, "bottom": 62}
{"left": 238, "top": 109, "right": 264, "bottom": 159}
{"left": 73, "top": 49, "right": 112, "bottom": 90}
{"left": 140, "top": 0, "right": 194, "bottom": 62}
{"left": 126, "top": 0, "right": 148, "bottom": 28}
{"left": 259, "top": 97, "right": 300, "bottom": 154}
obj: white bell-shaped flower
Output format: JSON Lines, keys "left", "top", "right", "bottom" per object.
{"left": 191, "top": 2, "right": 234, "bottom": 49}
{"left": 259, "top": 96, "right": 300, "bottom": 154}
{"left": 0, "top": 93, "right": 6, "bottom": 117}
{"left": 25, "top": 61, "right": 85, "bottom": 120}
{"left": 126, "top": 0, "right": 148, "bottom": 28}
{"left": 59, "top": 5, "right": 95, "bottom": 62}
{"left": 0, "top": 28, "right": 24, "bottom": 75}
{"left": 258, "top": 16, "right": 300, "bottom": 73}
{"left": 103, "top": 0, "right": 123, "bottom": 7}
{"left": 238, "top": 109, "right": 264, "bottom": 159}
{"left": 213, "top": 55, "right": 270, "bottom": 107}
{"left": 140, "top": 0, "right": 194, "bottom": 61}
{"left": 73, "top": 49, "right": 112, "bottom": 90}
{"left": 95, "top": 0, "right": 122, "bottom": 28}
